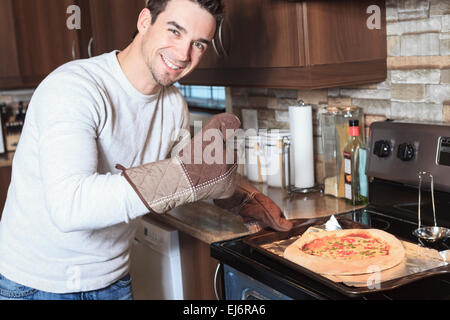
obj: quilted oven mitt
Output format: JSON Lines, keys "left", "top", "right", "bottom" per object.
{"left": 116, "top": 113, "right": 240, "bottom": 214}
{"left": 214, "top": 177, "right": 293, "bottom": 232}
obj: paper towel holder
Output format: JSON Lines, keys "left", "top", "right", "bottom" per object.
{"left": 282, "top": 120, "right": 323, "bottom": 195}
{"left": 286, "top": 99, "right": 324, "bottom": 195}
{"left": 295, "top": 99, "right": 307, "bottom": 108}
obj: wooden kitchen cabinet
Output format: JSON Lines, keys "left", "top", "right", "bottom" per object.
{"left": 198, "top": 0, "right": 304, "bottom": 69}
{"left": 10, "top": 0, "right": 79, "bottom": 87}
{"left": 0, "top": 0, "right": 21, "bottom": 89}
{"left": 0, "top": 0, "right": 78, "bottom": 89}
{"left": 0, "top": 0, "right": 146, "bottom": 89}
{"left": 181, "top": 0, "right": 387, "bottom": 89}
{"left": 76, "top": 0, "right": 145, "bottom": 58}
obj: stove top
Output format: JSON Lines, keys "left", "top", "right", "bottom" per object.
{"left": 211, "top": 207, "right": 450, "bottom": 300}
{"left": 347, "top": 207, "right": 450, "bottom": 252}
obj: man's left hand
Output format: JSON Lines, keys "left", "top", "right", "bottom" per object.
{"left": 214, "top": 176, "right": 293, "bottom": 232}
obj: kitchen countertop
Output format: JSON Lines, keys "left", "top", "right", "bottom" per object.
{"left": 157, "top": 182, "right": 366, "bottom": 244}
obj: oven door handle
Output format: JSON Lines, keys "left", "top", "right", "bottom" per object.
{"left": 241, "top": 288, "right": 270, "bottom": 300}
{"left": 214, "top": 262, "right": 222, "bottom": 300}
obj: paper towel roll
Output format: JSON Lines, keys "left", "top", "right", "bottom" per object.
{"left": 289, "top": 105, "right": 315, "bottom": 189}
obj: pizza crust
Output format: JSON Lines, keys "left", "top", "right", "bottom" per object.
{"left": 283, "top": 229, "right": 406, "bottom": 276}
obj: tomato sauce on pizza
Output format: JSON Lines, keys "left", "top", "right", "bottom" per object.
{"left": 301, "top": 232, "right": 390, "bottom": 260}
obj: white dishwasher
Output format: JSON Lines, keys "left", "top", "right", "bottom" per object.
{"left": 130, "top": 215, "right": 184, "bottom": 300}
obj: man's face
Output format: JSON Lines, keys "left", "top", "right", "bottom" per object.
{"left": 140, "top": 0, "right": 216, "bottom": 87}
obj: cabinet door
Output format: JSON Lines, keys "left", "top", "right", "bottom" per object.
{"left": 304, "top": 0, "right": 386, "bottom": 66}
{"left": 86, "top": 0, "right": 146, "bottom": 56}
{"left": 0, "top": 0, "right": 21, "bottom": 89}
{"left": 197, "top": 0, "right": 304, "bottom": 69}
{"left": 11, "top": 0, "right": 79, "bottom": 86}
{"left": 179, "top": 231, "right": 222, "bottom": 300}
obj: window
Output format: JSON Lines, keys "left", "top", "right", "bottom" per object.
{"left": 175, "top": 84, "right": 226, "bottom": 113}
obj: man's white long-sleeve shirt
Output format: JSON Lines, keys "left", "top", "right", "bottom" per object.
{"left": 0, "top": 51, "right": 190, "bottom": 293}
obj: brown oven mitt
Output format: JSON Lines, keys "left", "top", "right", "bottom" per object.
{"left": 214, "top": 177, "right": 293, "bottom": 232}
{"left": 116, "top": 113, "right": 241, "bottom": 214}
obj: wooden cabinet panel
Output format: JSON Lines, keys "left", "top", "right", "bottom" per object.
{"left": 223, "top": 0, "right": 304, "bottom": 68}
{"left": 198, "top": 0, "right": 304, "bottom": 69}
{"left": 11, "top": 0, "right": 79, "bottom": 85}
{"left": 179, "top": 231, "right": 222, "bottom": 300}
{"left": 304, "top": 0, "right": 386, "bottom": 66}
{"left": 86, "top": 0, "right": 145, "bottom": 56}
{"left": 0, "top": 0, "right": 21, "bottom": 88}
{"left": 0, "top": 0, "right": 146, "bottom": 89}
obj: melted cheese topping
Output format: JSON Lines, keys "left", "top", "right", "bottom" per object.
{"left": 302, "top": 232, "right": 390, "bottom": 260}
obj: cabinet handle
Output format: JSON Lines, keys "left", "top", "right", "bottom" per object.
{"left": 212, "top": 38, "right": 222, "bottom": 57}
{"left": 217, "top": 17, "right": 228, "bottom": 57}
{"left": 211, "top": 18, "right": 224, "bottom": 57}
{"left": 72, "top": 40, "right": 77, "bottom": 60}
{"left": 88, "top": 37, "right": 94, "bottom": 58}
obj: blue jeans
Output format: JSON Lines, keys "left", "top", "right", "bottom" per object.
{"left": 0, "top": 273, "right": 133, "bottom": 300}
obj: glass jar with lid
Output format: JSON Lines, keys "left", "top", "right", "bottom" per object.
{"left": 263, "top": 129, "right": 294, "bottom": 188}
{"left": 319, "top": 106, "right": 343, "bottom": 197}
{"left": 245, "top": 132, "right": 267, "bottom": 184}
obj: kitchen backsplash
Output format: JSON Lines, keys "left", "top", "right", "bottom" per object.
{"left": 229, "top": 0, "right": 450, "bottom": 183}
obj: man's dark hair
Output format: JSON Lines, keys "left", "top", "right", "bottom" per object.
{"left": 146, "top": 0, "right": 224, "bottom": 24}
{"left": 132, "top": 0, "right": 224, "bottom": 39}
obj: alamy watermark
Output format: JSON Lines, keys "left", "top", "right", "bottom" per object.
{"left": 66, "top": 5, "right": 81, "bottom": 30}
{"left": 366, "top": 5, "right": 381, "bottom": 30}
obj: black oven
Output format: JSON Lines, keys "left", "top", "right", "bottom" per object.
{"left": 213, "top": 206, "right": 450, "bottom": 300}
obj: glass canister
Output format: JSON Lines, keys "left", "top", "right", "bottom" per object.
{"left": 264, "top": 129, "right": 294, "bottom": 188}
{"left": 319, "top": 106, "right": 342, "bottom": 197}
{"left": 245, "top": 133, "right": 267, "bottom": 183}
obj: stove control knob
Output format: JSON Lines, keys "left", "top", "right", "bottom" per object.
{"left": 397, "top": 143, "right": 415, "bottom": 161}
{"left": 373, "top": 140, "right": 391, "bottom": 158}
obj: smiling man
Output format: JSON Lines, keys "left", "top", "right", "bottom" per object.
{"left": 119, "top": 0, "right": 217, "bottom": 93}
{"left": 0, "top": 0, "right": 291, "bottom": 300}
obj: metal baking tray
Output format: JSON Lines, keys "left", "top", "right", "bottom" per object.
{"left": 242, "top": 216, "right": 450, "bottom": 297}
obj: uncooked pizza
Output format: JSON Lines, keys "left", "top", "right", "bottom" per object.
{"left": 284, "top": 229, "right": 405, "bottom": 276}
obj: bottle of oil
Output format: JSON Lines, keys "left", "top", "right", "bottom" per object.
{"left": 343, "top": 119, "right": 368, "bottom": 206}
